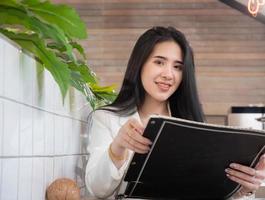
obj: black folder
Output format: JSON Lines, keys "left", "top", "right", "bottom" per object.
{"left": 118, "top": 116, "right": 265, "bottom": 200}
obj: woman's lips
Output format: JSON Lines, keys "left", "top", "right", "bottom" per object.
{"left": 156, "top": 82, "right": 171, "bottom": 91}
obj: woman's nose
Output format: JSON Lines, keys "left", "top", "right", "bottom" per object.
{"left": 161, "top": 65, "right": 173, "bottom": 79}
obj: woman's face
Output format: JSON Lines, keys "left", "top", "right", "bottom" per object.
{"left": 141, "top": 40, "right": 183, "bottom": 103}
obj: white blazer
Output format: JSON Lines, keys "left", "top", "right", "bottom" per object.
{"left": 85, "top": 109, "right": 139, "bottom": 199}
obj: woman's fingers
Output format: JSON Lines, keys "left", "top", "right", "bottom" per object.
{"left": 115, "top": 118, "right": 152, "bottom": 154}
{"left": 128, "top": 118, "right": 145, "bottom": 134}
{"left": 255, "top": 155, "right": 265, "bottom": 179}
{"left": 225, "top": 168, "right": 262, "bottom": 185}
{"left": 229, "top": 163, "right": 256, "bottom": 176}
{"left": 227, "top": 163, "right": 263, "bottom": 184}
{"left": 127, "top": 118, "right": 152, "bottom": 147}
{"left": 226, "top": 158, "right": 265, "bottom": 196}
{"left": 228, "top": 155, "right": 265, "bottom": 180}
{"left": 125, "top": 138, "right": 149, "bottom": 154}
{"left": 121, "top": 130, "right": 150, "bottom": 153}
{"left": 227, "top": 174, "right": 260, "bottom": 191}
{"left": 127, "top": 126, "right": 152, "bottom": 146}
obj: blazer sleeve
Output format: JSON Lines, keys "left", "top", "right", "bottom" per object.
{"left": 85, "top": 110, "right": 131, "bottom": 198}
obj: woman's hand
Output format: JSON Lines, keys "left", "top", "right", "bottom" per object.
{"left": 226, "top": 154, "right": 265, "bottom": 198}
{"left": 110, "top": 118, "right": 152, "bottom": 164}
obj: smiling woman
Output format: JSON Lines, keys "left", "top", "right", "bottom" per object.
{"left": 84, "top": 26, "right": 265, "bottom": 199}
{"left": 85, "top": 27, "right": 203, "bottom": 198}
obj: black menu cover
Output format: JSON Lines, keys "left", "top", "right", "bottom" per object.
{"left": 117, "top": 116, "right": 265, "bottom": 200}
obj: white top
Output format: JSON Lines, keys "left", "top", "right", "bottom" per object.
{"left": 85, "top": 109, "right": 138, "bottom": 199}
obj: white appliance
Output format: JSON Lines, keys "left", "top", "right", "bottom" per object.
{"left": 228, "top": 106, "right": 265, "bottom": 131}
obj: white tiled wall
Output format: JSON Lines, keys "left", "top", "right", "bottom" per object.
{"left": 20, "top": 106, "right": 33, "bottom": 156}
{"left": 3, "top": 101, "right": 20, "bottom": 156}
{"left": 33, "top": 109, "right": 45, "bottom": 155}
{"left": 0, "top": 40, "right": 4, "bottom": 96}
{"left": 44, "top": 112, "right": 55, "bottom": 156}
{"left": 20, "top": 53, "right": 34, "bottom": 105}
{"left": 32, "top": 158, "right": 45, "bottom": 200}
{"left": 44, "top": 157, "right": 54, "bottom": 190}
{"left": 0, "top": 158, "right": 2, "bottom": 199}
{"left": 1, "top": 159, "right": 19, "bottom": 200}
{"left": 63, "top": 118, "right": 73, "bottom": 154}
{"left": 3, "top": 41, "right": 20, "bottom": 101}
{"left": 54, "top": 115, "right": 64, "bottom": 155}
{"left": 0, "top": 34, "right": 90, "bottom": 199}
{"left": 18, "top": 158, "right": 32, "bottom": 200}
{"left": 0, "top": 100, "right": 3, "bottom": 156}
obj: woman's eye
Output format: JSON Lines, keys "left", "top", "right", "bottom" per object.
{"left": 174, "top": 65, "right": 183, "bottom": 70}
{"left": 154, "top": 60, "right": 164, "bottom": 65}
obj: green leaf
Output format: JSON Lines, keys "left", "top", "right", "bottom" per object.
{"left": 90, "top": 84, "right": 116, "bottom": 93}
{"left": 0, "top": 4, "right": 29, "bottom": 25}
{"left": 68, "top": 62, "right": 97, "bottom": 84}
{"left": 90, "top": 84, "right": 117, "bottom": 103}
{"left": 23, "top": 1, "right": 87, "bottom": 39}
{"left": 0, "top": 28, "right": 71, "bottom": 98}
{"left": 47, "top": 42, "right": 66, "bottom": 52}
{"left": 0, "top": 5, "right": 77, "bottom": 63}
{"left": 70, "top": 41, "right": 86, "bottom": 60}
{"left": 20, "top": 0, "right": 39, "bottom": 5}
{"left": 0, "top": 0, "right": 17, "bottom": 7}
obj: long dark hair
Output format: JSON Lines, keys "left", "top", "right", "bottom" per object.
{"left": 102, "top": 26, "right": 204, "bottom": 122}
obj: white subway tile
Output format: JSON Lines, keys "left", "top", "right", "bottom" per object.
{"left": 20, "top": 106, "right": 33, "bottom": 156}
{"left": 80, "top": 122, "right": 89, "bottom": 154}
{"left": 3, "top": 41, "right": 21, "bottom": 101}
{"left": 1, "top": 159, "right": 19, "bottom": 200}
{"left": 33, "top": 109, "right": 45, "bottom": 155}
{"left": 68, "top": 88, "right": 76, "bottom": 115}
{"left": 0, "top": 100, "right": 3, "bottom": 156}
{"left": 64, "top": 90, "right": 71, "bottom": 115}
{"left": 0, "top": 159, "right": 2, "bottom": 199}
{"left": 70, "top": 90, "right": 83, "bottom": 120}
{"left": 32, "top": 158, "right": 44, "bottom": 200}
{"left": 72, "top": 120, "right": 82, "bottom": 154}
{"left": 73, "top": 92, "right": 91, "bottom": 121}
{"left": 63, "top": 156, "right": 77, "bottom": 180}
{"left": 0, "top": 38, "right": 4, "bottom": 96}
{"left": 20, "top": 53, "right": 34, "bottom": 105}
{"left": 63, "top": 118, "right": 72, "bottom": 154}
{"left": 33, "top": 62, "right": 45, "bottom": 108}
{"left": 3, "top": 101, "right": 19, "bottom": 156}
{"left": 18, "top": 158, "right": 32, "bottom": 200}
{"left": 76, "top": 155, "right": 88, "bottom": 191}
{"left": 54, "top": 116, "right": 64, "bottom": 155}
{"left": 44, "top": 157, "right": 54, "bottom": 190}
{"left": 43, "top": 70, "right": 55, "bottom": 111}
{"left": 53, "top": 82, "right": 67, "bottom": 115}
{"left": 53, "top": 157, "right": 64, "bottom": 180}
{"left": 44, "top": 112, "right": 54, "bottom": 155}
{"left": 81, "top": 105, "right": 92, "bottom": 122}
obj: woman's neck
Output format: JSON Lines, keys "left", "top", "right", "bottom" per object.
{"left": 138, "top": 97, "right": 170, "bottom": 124}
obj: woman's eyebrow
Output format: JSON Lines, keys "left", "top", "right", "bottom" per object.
{"left": 153, "top": 55, "right": 183, "bottom": 64}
